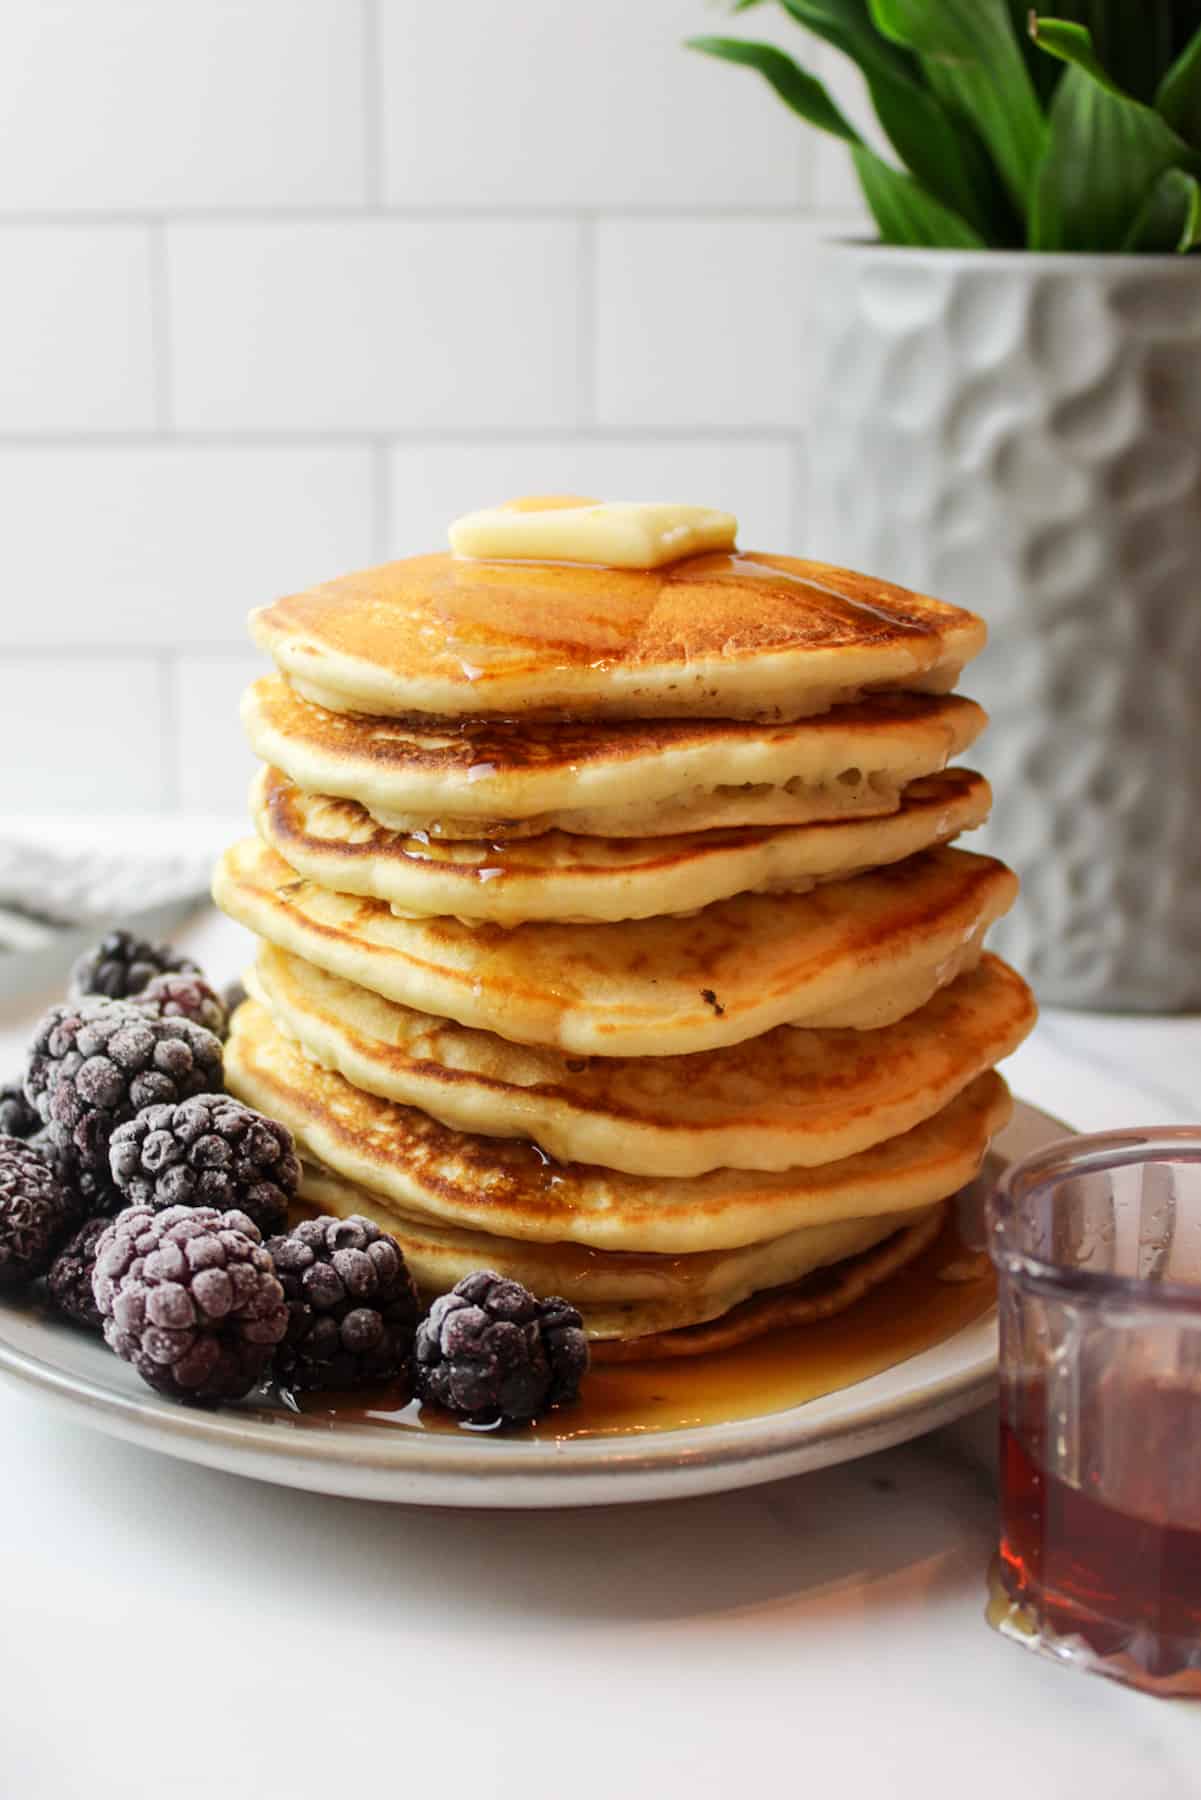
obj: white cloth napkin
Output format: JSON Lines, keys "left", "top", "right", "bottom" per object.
{"left": 0, "top": 823, "right": 221, "bottom": 955}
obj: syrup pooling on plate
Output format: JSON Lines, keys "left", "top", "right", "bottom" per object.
{"left": 293, "top": 1214, "right": 996, "bottom": 1440}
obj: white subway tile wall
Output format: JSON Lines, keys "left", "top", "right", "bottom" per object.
{"left": 172, "top": 653, "right": 270, "bottom": 816}
{"left": 167, "top": 221, "right": 583, "bottom": 432}
{"left": 0, "top": 227, "right": 158, "bottom": 432}
{"left": 0, "top": 0, "right": 867, "bottom": 814}
{"left": 0, "top": 448, "right": 376, "bottom": 647}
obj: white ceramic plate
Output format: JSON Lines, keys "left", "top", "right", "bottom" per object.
{"left": 0, "top": 1100, "right": 1066, "bottom": 1509}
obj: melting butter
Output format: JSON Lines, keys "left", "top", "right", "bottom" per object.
{"left": 448, "top": 496, "right": 738, "bottom": 569}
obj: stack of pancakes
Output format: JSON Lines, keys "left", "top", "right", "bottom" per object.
{"left": 214, "top": 531, "right": 1035, "bottom": 1359}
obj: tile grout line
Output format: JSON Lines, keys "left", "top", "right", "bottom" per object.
{"left": 147, "top": 220, "right": 174, "bottom": 431}
{"left": 0, "top": 204, "right": 824, "bottom": 226}
{"left": 0, "top": 426, "right": 803, "bottom": 449}
{"left": 360, "top": 0, "right": 385, "bottom": 210}
{"left": 6, "top": 644, "right": 267, "bottom": 661}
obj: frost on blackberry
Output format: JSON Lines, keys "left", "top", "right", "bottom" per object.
{"left": 70, "top": 930, "right": 201, "bottom": 1002}
{"left": 267, "top": 1214, "right": 419, "bottom": 1392}
{"left": 24, "top": 1000, "right": 223, "bottom": 1211}
{"left": 0, "top": 1081, "right": 39, "bottom": 1141}
{"left": 135, "top": 972, "right": 229, "bottom": 1040}
{"left": 47, "top": 1216, "right": 110, "bottom": 1331}
{"left": 109, "top": 1093, "right": 298, "bottom": 1237}
{"left": 0, "top": 1137, "right": 80, "bottom": 1290}
{"left": 93, "top": 1204, "right": 287, "bottom": 1403}
{"left": 414, "top": 1270, "right": 588, "bottom": 1424}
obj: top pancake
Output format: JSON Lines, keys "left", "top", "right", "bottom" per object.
{"left": 249, "top": 550, "right": 986, "bottom": 721}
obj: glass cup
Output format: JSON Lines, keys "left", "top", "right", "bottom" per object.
{"left": 988, "top": 1128, "right": 1201, "bottom": 1698}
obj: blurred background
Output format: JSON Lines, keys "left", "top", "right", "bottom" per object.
{"left": 0, "top": 0, "right": 871, "bottom": 820}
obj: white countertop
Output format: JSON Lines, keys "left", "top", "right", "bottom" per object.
{"left": 1, "top": 833, "right": 1199, "bottom": 1797}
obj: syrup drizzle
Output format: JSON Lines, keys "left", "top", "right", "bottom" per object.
{"left": 421, "top": 552, "right": 935, "bottom": 685}
{"left": 295, "top": 1215, "right": 994, "bottom": 1442}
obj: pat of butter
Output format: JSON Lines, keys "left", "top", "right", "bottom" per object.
{"left": 448, "top": 496, "right": 738, "bottom": 568}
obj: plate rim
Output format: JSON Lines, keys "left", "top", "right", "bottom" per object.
{"left": 0, "top": 1098, "right": 1069, "bottom": 1504}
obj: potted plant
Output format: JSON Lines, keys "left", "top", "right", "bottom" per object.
{"left": 690, "top": 4, "right": 1201, "bottom": 1012}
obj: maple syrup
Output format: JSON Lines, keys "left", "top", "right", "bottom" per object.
{"left": 418, "top": 551, "right": 938, "bottom": 687}
{"left": 997, "top": 1387, "right": 1201, "bottom": 1689}
{"left": 296, "top": 1213, "right": 994, "bottom": 1441}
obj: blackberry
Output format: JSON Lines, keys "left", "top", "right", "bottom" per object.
{"left": 222, "top": 978, "right": 248, "bottom": 1020}
{"left": 414, "top": 1270, "right": 588, "bottom": 1425}
{"left": 24, "top": 999, "right": 223, "bottom": 1212}
{"left": 267, "top": 1214, "right": 419, "bottom": 1392}
{"left": 93, "top": 1204, "right": 288, "bottom": 1404}
{"left": 70, "top": 930, "right": 200, "bottom": 1002}
{"left": 47, "top": 1216, "right": 111, "bottom": 1332}
{"left": 0, "top": 1080, "right": 39, "bottom": 1140}
{"left": 30, "top": 1130, "right": 101, "bottom": 1216}
{"left": 135, "top": 972, "right": 229, "bottom": 1040}
{"left": 109, "top": 1094, "right": 298, "bottom": 1237}
{"left": 0, "top": 1136, "right": 79, "bottom": 1291}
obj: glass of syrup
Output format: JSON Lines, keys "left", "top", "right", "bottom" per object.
{"left": 988, "top": 1127, "right": 1201, "bottom": 1698}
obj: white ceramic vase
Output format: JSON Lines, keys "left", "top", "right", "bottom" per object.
{"left": 806, "top": 244, "right": 1201, "bottom": 1012}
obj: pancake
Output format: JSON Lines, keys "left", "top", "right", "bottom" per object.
{"left": 251, "top": 766, "right": 992, "bottom": 924}
{"left": 250, "top": 551, "right": 985, "bottom": 722}
{"left": 213, "top": 838, "right": 1019, "bottom": 1055}
{"left": 242, "top": 676, "right": 987, "bottom": 838}
{"left": 590, "top": 1207, "right": 947, "bottom": 1358}
{"left": 225, "top": 997, "right": 1013, "bottom": 1253}
{"left": 249, "top": 947, "right": 1035, "bottom": 1176}
{"left": 299, "top": 1161, "right": 936, "bottom": 1342}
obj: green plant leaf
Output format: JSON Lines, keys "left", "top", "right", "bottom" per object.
{"left": 867, "top": 0, "right": 1045, "bottom": 211}
{"left": 850, "top": 145, "right": 988, "bottom": 244}
{"left": 685, "top": 35, "right": 862, "bottom": 140}
{"left": 1030, "top": 11, "right": 1200, "bottom": 109}
{"left": 1006, "top": 0, "right": 1065, "bottom": 104}
{"left": 1027, "top": 16, "right": 1121, "bottom": 91}
{"left": 1157, "top": 24, "right": 1201, "bottom": 147}
{"left": 777, "top": 0, "right": 919, "bottom": 87}
{"left": 1122, "top": 167, "right": 1201, "bottom": 252}
{"left": 773, "top": 0, "right": 1014, "bottom": 240}
{"left": 1031, "top": 62, "right": 1201, "bottom": 248}
{"left": 1040, "top": 2, "right": 1182, "bottom": 104}
{"left": 685, "top": 34, "right": 985, "bottom": 245}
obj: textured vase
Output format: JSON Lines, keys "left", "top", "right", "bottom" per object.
{"left": 806, "top": 244, "right": 1201, "bottom": 1012}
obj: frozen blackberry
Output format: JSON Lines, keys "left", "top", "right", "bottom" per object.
{"left": 222, "top": 978, "right": 248, "bottom": 1019}
{"left": 0, "top": 1136, "right": 80, "bottom": 1291}
{"left": 70, "top": 930, "right": 200, "bottom": 1002}
{"left": 109, "top": 1094, "right": 298, "bottom": 1236}
{"left": 135, "top": 972, "right": 229, "bottom": 1040}
{"left": 24, "top": 999, "right": 224, "bottom": 1212}
{"left": 414, "top": 1270, "right": 588, "bottom": 1425}
{"left": 47, "top": 1216, "right": 111, "bottom": 1332}
{"left": 267, "top": 1214, "right": 419, "bottom": 1392}
{"left": 0, "top": 1080, "right": 39, "bottom": 1140}
{"left": 29, "top": 1130, "right": 98, "bottom": 1215}
{"left": 93, "top": 1204, "right": 287, "bottom": 1404}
